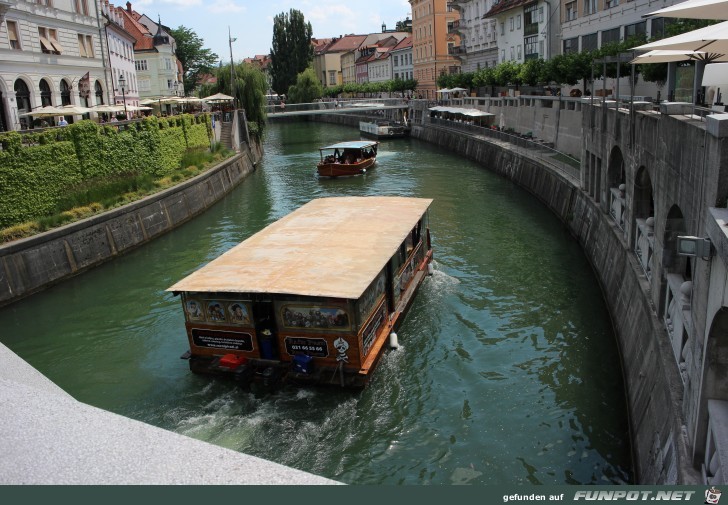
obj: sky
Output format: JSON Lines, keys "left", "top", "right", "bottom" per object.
{"left": 129, "top": 0, "right": 413, "bottom": 63}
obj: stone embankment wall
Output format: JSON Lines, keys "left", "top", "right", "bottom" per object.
{"left": 0, "top": 143, "right": 261, "bottom": 308}
{"left": 410, "top": 123, "right": 690, "bottom": 484}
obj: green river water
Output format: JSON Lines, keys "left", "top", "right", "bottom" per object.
{"left": 0, "top": 121, "right": 632, "bottom": 485}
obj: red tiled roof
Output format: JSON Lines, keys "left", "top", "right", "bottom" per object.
{"left": 326, "top": 34, "right": 368, "bottom": 52}
{"left": 484, "top": 0, "right": 534, "bottom": 18}
{"left": 391, "top": 35, "right": 412, "bottom": 52}
{"left": 116, "top": 4, "right": 154, "bottom": 50}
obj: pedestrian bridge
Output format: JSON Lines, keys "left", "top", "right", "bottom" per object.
{"left": 266, "top": 100, "right": 409, "bottom": 118}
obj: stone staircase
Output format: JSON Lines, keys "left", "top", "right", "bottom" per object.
{"left": 219, "top": 120, "right": 233, "bottom": 149}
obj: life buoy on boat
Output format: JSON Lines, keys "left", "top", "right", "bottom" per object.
{"left": 389, "top": 332, "right": 400, "bottom": 349}
{"left": 389, "top": 130, "right": 394, "bottom": 136}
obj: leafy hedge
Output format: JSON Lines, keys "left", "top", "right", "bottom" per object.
{"left": 0, "top": 113, "right": 211, "bottom": 228}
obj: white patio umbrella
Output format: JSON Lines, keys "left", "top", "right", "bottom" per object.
{"left": 630, "top": 49, "right": 728, "bottom": 64}
{"left": 643, "top": 0, "right": 728, "bottom": 20}
{"left": 202, "top": 92, "right": 234, "bottom": 102}
{"left": 633, "top": 20, "right": 728, "bottom": 56}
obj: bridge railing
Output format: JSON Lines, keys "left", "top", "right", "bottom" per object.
{"left": 266, "top": 98, "right": 409, "bottom": 115}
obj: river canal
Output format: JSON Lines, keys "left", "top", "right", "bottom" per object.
{"left": 0, "top": 121, "right": 632, "bottom": 485}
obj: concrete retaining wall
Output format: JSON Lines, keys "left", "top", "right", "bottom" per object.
{"left": 409, "top": 123, "right": 692, "bottom": 484}
{"left": 0, "top": 143, "right": 261, "bottom": 308}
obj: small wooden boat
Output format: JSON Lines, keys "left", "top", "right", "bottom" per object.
{"left": 317, "top": 140, "right": 378, "bottom": 177}
{"left": 168, "top": 196, "right": 434, "bottom": 389}
{"left": 359, "top": 120, "right": 410, "bottom": 139}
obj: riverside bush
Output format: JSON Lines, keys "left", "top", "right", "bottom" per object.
{"left": 0, "top": 113, "right": 212, "bottom": 228}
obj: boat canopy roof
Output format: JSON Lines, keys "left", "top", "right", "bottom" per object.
{"left": 167, "top": 196, "right": 433, "bottom": 300}
{"left": 319, "top": 141, "right": 378, "bottom": 151}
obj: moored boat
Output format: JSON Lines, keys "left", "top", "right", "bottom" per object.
{"left": 359, "top": 120, "right": 410, "bottom": 139}
{"left": 167, "top": 196, "right": 434, "bottom": 389}
{"left": 317, "top": 140, "right": 378, "bottom": 177}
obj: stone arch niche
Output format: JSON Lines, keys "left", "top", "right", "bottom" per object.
{"left": 695, "top": 307, "right": 728, "bottom": 484}
{"left": 607, "top": 146, "right": 627, "bottom": 232}
{"left": 633, "top": 166, "right": 655, "bottom": 279}
{"left": 662, "top": 204, "right": 693, "bottom": 388}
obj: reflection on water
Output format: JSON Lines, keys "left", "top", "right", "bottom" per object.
{"left": 0, "top": 121, "right": 632, "bottom": 484}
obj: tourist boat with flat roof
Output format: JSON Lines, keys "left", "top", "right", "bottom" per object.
{"left": 317, "top": 140, "right": 378, "bottom": 177}
{"left": 168, "top": 196, "right": 434, "bottom": 389}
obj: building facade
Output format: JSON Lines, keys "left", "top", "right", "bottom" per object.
{"left": 450, "top": 0, "right": 499, "bottom": 72}
{"left": 391, "top": 36, "right": 414, "bottom": 82}
{"left": 410, "top": 0, "right": 461, "bottom": 99}
{"left": 0, "top": 0, "right": 107, "bottom": 130}
{"left": 101, "top": 1, "right": 138, "bottom": 112}
{"left": 483, "top": 0, "right": 554, "bottom": 65}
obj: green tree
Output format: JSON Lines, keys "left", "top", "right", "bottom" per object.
{"left": 286, "top": 67, "right": 324, "bottom": 103}
{"left": 270, "top": 9, "right": 314, "bottom": 96}
{"left": 170, "top": 26, "right": 219, "bottom": 95}
{"left": 199, "top": 62, "right": 268, "bottom": 135}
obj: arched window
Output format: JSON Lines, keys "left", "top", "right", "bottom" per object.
{"left": 60, "top": 79, "right": 71, "bottom": 106}
{"left": 95, "top": 80, "right": 104, "bottom": 105}
{"left": 14, "top": 79, "right": 31, "bottom": 129}
{"left": 39, "top": 79, "right": 53, "bottom": 107}
{"left": 14, "top": 79, "right": 31, "bottom": 113}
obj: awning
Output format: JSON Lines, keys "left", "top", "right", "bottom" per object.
{"left": 428, "top": 106, "right": 494, "bottom": 117}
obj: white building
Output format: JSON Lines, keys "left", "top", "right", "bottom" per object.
{"left": 391, "top": 36, "right": 413, "bottom": 81}
{"left": 484, "top": 0, "right": 554, "bottom": 64}
{"left": 450, "top": 0, "right": 499, "bottom": 72}
{"left": 101, "top": 1, "right": 139, "bottom": 113}
{"left": 0, "top": 0, "right": 107, "bottom": 130}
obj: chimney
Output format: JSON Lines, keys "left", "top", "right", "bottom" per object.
{"left": 126, "top": 1, "right": 132, "bottom": 13}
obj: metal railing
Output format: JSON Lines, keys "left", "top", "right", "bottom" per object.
{"left": 428, "top": 117, "right": 581, "bottom": 181}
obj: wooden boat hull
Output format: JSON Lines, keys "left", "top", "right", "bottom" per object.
{"left": 317, "top": 157, "right": 376, "bottom": 177}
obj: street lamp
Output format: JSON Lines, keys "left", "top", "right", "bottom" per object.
{"left": 118, "top": 74, "right": 127, "bottom": 120}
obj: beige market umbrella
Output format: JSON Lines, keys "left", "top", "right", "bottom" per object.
{"left": 58, "top": 104, "right": 93, "bottom": 114}
{"left": 125, "top": 105, "right": 153, "bottom": 111}
{"left": 643, "top": 0, "right": 728, "bottom": 20}
{"left": 19, "top": 105, "right": 65, "bottom": 117}
{"left": 92, "top": 104, "right": 127, "bottom": 113}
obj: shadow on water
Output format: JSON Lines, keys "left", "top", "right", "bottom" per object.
{"left": 0, "top": 121, "right": 632, "bottom": 485}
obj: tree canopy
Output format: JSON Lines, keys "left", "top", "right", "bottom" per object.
{"left": 197, "top": 62, "right": 268, "bottom": 135}
{"left": 286, "top": 67, "right": 324, "bottom": 104}
{"left": 269, "top": 9, "right": 314, "bottom": 96}
{"left": 170, "top": 26, "right": 219, "bottom": 96}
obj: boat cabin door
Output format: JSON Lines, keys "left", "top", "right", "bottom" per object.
{"left": 252, "top": 301, "right": 279, "bottom": 360}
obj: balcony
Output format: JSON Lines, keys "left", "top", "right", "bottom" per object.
{"left": 449, "top": 46, "right": 465, "bottom": 56}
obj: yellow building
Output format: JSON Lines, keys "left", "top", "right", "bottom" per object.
{"left": 409, "top": 0, "right": 461, "bottom": 99}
